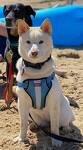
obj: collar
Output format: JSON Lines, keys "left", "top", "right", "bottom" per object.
{"left": 23, "top": 55, "right": 51, "bottom": 69}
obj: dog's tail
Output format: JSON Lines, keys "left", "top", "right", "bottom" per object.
{"left": 66, "top": 95, "right": 79, "bottom": 108}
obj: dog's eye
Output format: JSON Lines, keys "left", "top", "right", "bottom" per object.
{"left": 13, "top": 8, "right": 19, "bottom": 13}
{"left": 26, "top": 40, "right": 31, "bottom": 44}
{"left": 13, "top": 9, "right": 18, "bottom": 13}
{"left": 39, "top": 40, "right": 44, "bottom": 44}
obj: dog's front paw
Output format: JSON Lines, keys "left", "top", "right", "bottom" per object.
{"left": 51, "top": 138, "right": 63, "bottom": 147}
{"left": 13, "top": 136, "right": 20, "bottom": 143}
{"left": 13, "top": 136, "right": 28, "bottom": 144}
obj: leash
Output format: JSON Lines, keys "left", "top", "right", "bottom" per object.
{"left": 29, "top": 113, "right": 83, "bottom": 143}
{"left": 3, "top": 61, "right": 13, "bottom": 103}
{"left": 3, "top": 37, "right": 14, "bottom": 106}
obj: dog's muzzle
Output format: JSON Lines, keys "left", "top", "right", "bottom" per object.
{"left": 6, "top": 19, "right": 16, "bottom": 28}
{"left": 5, "top": 11, "right": 16, "bottom": 28}
{"left": 31, "top": 51, "right": 38, "bottom": 57}
{"left": 31, "top": 44, "right": 39, "bottom": 57}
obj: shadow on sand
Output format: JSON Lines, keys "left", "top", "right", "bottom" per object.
{"left": 24, "top": 122, "right": 83, "bottom": 150}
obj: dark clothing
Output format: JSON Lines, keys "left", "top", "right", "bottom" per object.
{"left": 0, "top": 35, "right": 6, "bottom": 57}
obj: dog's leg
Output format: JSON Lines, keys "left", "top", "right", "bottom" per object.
{"left": 18, "top": 97, "right": 29, "bottom": 142}
{"left": 47, "top": 77, "right": 63, "bottom": 147}
{"left": 16, "top": 88, "right": 32, "bottom": 142}
{"left": 59, "top": 96, "right": 75, "bottom": 130}
{"left": 48, "top": 100, "right": 62, "bottom": 147}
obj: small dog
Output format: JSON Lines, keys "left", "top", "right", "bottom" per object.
{"left": 3, "top": 3, "right": 36, "bottom": 77}
{"left": 16, "top": 19, "right": 75, "bottom": 147}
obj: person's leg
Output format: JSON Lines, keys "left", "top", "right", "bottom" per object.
{"left": 0, "top": 35, "right": 7, "bottom": 58}
{"left": 0, "top": 54, "right": 3, "bottom": 62}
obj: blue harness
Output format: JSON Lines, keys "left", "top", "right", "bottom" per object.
{"left": 17, "top": 72, "right": 55, "bottom": 109}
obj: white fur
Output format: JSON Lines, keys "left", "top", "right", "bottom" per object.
{"left": 16, "top": 20, "right": 75, "bottom": 147}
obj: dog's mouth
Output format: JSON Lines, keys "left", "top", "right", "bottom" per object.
{"left": 5, "top": 18, "right": 17, "bottom": 28}
{"left": 5, "top": 17, "right": 18, "bottom": 36}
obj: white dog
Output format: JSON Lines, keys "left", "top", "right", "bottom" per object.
{"left": 16, "top": 19, "right": 75, "bottom": 147}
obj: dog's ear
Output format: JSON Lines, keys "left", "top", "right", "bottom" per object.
{"left": 3, "top": 5, "right": 6, "bottom": 11}
{"left": 17, "top": 19, "right": 30, "bottom": 36}
{"left": 3, "top": 5, "right": 8, "bottom": 16}
{"left": 25, "top": 5, "right": 36, "bottom": 17}
{"left": 40, "top": 19, "right": 51, "bottom": 35}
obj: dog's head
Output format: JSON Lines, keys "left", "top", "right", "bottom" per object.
{"left": 3, "top": 3, "right": 36, "bottom": 29}
{"left": 17, "top": 19, "right": 53, "bottom": 64}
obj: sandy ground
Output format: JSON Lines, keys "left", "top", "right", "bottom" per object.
{"left": 0, "top": 0, "right": 83, "bottom": 150}
{"left": 0, "top": 48, "right": 83, "bottom": 150}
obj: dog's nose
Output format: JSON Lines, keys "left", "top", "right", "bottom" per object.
{"left": 31, "top": 44, "right": 38, "bottom": 57}
{"left": 31, "top": 51, "right": 38, "bottom": 57}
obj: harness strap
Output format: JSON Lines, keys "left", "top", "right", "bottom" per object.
{"left": 17, "top": 72, "right": 55, "bottom": 108}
